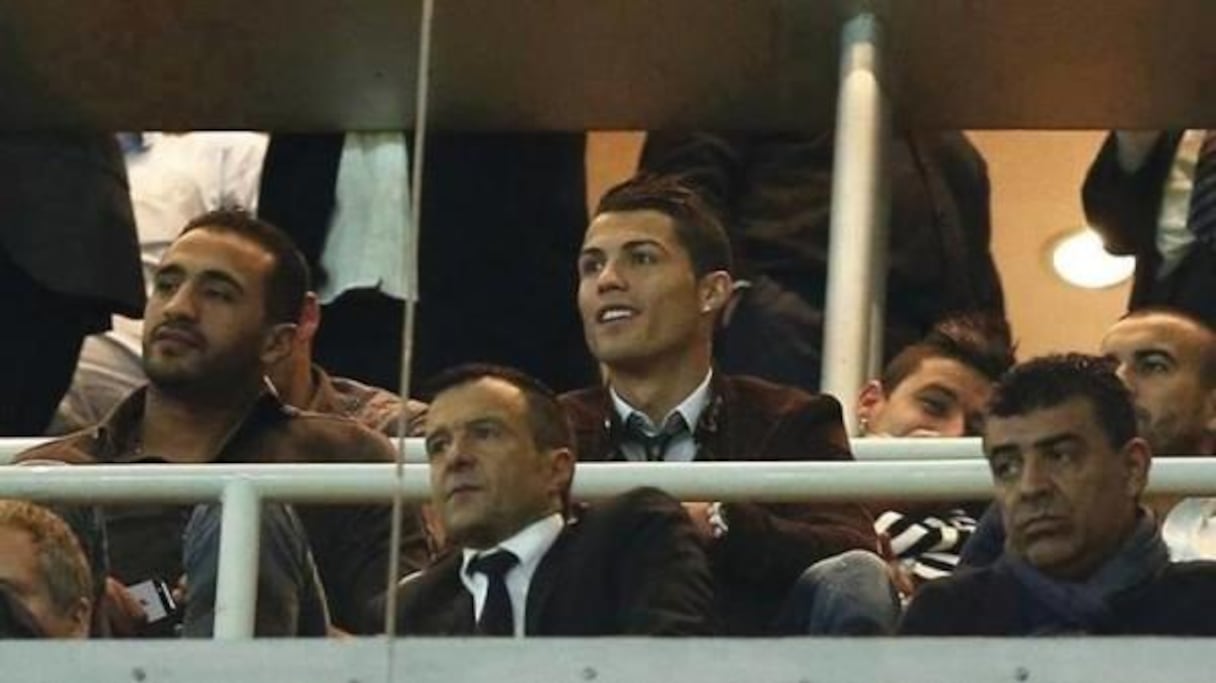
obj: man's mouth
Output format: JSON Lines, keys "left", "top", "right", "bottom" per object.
{"left": 445, "top": 482, "right": 481, "bottom": 501}
{"left": 596, "top": 305, "right": 639, "bottom": 324}
{"left": 152, "top": 325, "right": 204, "bottom": 349}
{"left": 1017, "top": 515, "right": 1068, "bottom": 537}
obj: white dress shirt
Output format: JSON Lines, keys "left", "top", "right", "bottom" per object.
{"left": 609, "top": 370, "right": 713, "bottom": 462}
{"left": 459, "top": 513, "right": 564, "bottom": 636}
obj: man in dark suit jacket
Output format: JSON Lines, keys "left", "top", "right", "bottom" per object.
{"left": 1082, "top": 131, "right": 1216, "bottom": 326}
{"left": 394, "top": 364, "right": 715, "bottom": 636}
{"left": 562, "top": 174, "right": 877, "bottom": 635}
{"left": 0, "top": 133, "right": 145, "bottom": 435}
{"left": 901, "top": 354, "right": 1216, "bottom": 636}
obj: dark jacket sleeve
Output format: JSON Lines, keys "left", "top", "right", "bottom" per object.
{"left": 897, "top": 578, "right": 965, "bottom": 635}
{"left": 297, "top": 426, "right": 431, "bottom": 633}
{"left": 714, "top": 392, "right": 876, "bottom": 589}
{"left": 589, "top": 488, "right": 716, "bottom": 635}
{"left": 638, "top": 132, "right": 747, "bottom": 225}
{"left": 1081, "top": 131, "right": 1181, "bottom": 256}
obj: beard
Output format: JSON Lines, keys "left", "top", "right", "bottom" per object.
{"left": 144, "top": 342, "right": 265, "bottom": 401}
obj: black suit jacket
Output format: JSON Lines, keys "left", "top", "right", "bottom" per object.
{"left": 1082, "top": 131, "right": 1216, "bottom": 325}
{"left": 901, "top": 561, "right": 1216, "bottom": 636}
{"left": 0, "top": 133, "right": 144, "bottom": 319}
{"left": 561, "top": 374, "right": 876, "bottom": 635}
{"left": 394, "top": 487, "right": 716, "bottom": 636}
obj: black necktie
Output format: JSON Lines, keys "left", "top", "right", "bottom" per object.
{"left": 624, "top": 413, "right": 688, "bottom": 462}
{"left": 468, "top": 551, "right": 519, "bottom": 636}
{"left": 1187, "top": 131, "right": 1216, "bottom": 249}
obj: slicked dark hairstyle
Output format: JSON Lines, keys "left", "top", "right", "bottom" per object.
{"left": 423, "top": 363, "right": 574, "bottom": 453}
{"left": 988, "top": 353, "right": 1137, "bottom": 450}
{"left": 1122, "top": 306, "right": 1216, "bottom": 388}
{"left": 180, "top": 208, "right": 310, "bottom": 325}
{"left": 595, "top": 173, "right": 733, "bottom": 277}
{"left": 882, "top": 312, "right": 1017, "bottom": 393}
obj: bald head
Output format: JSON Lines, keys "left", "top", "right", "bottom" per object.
{"left": 1100, "top": 310, "right": 1216, "bottom": 455}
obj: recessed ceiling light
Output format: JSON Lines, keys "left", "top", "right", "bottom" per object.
{"left": 1049, "top": 228, "right": 1136, "bottom": 289}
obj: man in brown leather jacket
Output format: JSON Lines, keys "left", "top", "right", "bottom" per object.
{"left": 18, "top": 209, "right": 428, "bottom": 636}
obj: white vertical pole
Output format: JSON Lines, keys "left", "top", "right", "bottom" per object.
{"left": 822, "top": 9, "right": 891, "bottom": 434}
{"left": 213, "top": 480, "right": 261, "bottom": 639}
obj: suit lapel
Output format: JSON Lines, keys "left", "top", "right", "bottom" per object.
{"left": 524, "top": 524, "right": 574, "bottom": 635}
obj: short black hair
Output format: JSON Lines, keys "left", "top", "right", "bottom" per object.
{"left": 987, "top": 353, "right": 1137, "bottom": 450}
{"left": 423, "top": 363, "right": 573, "bottom": 453}
{"left": 882, "top": 312, "right": 1016, "bottom": 393}
{"left": 595, "top": 173, "right": 733, "bottom": 277}
{"left": 181, "top": 208, "right": 310, "bottom": 325}
{"left": 1121, "top": 306, "right": 1216, "bottom": 388}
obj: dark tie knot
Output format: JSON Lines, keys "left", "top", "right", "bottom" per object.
{"left": 624, "top": 413, "right": 689, "bottom": 461}
{"left": 468, "top": 550, "right": 519, "bottom": 580}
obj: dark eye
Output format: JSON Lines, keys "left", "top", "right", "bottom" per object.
{"left": 1137, "top": 355, "right": 1172, "bottom": 375}
{"left": 152, "top": 275, "right": 179, "bottom": 296}
{"left": 424, "top": 435, "right": 449, "bottom": 459}
{"left": 578, "top": 256, "right": 603, "bottom": 277}
{"left": 989, "top": 455, "right": 1020, "bottom": 482}
{"left": 918, "top": 396, "right": 950, "bottom": 418}
{"left": 630, "top": 250, "right": 658, "bottom": 265}
{"left": 202, "top": 285, "right": 236, "bottom": 302}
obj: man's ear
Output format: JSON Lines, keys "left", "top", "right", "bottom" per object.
{"left": 298, "top": 293, "right": 321, "bottom": 344}
{"left": 546, "top": 447, "right": 576, "bottom": 502}
{"left": 65, "top": 596, "right": 92, "bottom": 639}
{"left": 1122, "top": 436, "right": 1152, "bottom": 498}
{"left": 261, "top": 322, "right": 298, "bottom": 367}
{"left": 698, "top": 270, "right": 733, "bottom": 316}
{"left": 856, "top": 380, "right": 886, "bottom": 434}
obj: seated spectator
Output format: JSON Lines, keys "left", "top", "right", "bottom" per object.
{"left": 961, "top": 308, "right": 1215, "bottom": 565}
{"left": 267, "top": 290, "right": 426, "bottom": 437}
{"left": 560, "top": 174, "right": 876, "bottom": 635}
{"left": 901, "top": 354, "right": 1216, "bottom": 635}
{"left": 392, "top": 364, "right": 715, "bottom": 636}
{"left": 859, "top": 313, "right": 1014, "bottom": 588}
{"left": 18, "top": 209, "right": 429, "bottom": 636}
{"left": 0, "top": 500, "right": 93, "bottom": 638}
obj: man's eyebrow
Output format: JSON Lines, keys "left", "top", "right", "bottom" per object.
{"left": 197, "top": 269, "right": 246, "bottom": 293}
{"left": 1032, "top": 432, "right": 1082, "bottom": 451}
{"left": 917, "top": 383, "right": 961, "bottom": 401}
{"left": 621, "top": 238, "right": 667, "bottom": 252}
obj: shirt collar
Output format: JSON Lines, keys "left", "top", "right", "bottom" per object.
{"left": 93, "top": 378, "right": 291, "bottom": 463}
{"left": 460, "top": 512, "right": 565, "bottom": 580}
{"left": 608, "top": 369, "right": 713, "bottom": 435}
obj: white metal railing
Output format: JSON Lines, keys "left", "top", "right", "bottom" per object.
{"left": 4, "top": 637, "right": 1216, "bottom": 683}
{"left": 5, "top": 457, "right": 1216, "bottom": 639}
{"left": 0, "top": 436, "right": 987, "bottom": 466}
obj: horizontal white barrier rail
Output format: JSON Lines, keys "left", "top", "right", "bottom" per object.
{"left": 4, "top": 458, "right": 1216, "bottom": 502}
{"left": 3, "top": 638, "right": 1216, "bottom": 683}
{"left": 0, "top": 436, "right": 986, "bottom": 466}
{"left": 5, "top": 458, "right": 1214, "bottom": 638}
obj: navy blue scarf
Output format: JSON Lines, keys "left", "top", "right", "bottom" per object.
{"left": 1001, "top": 512, "right": 1169, "bottom": 634}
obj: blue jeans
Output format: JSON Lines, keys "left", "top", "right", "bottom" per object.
{"left": 776, "top": 549, "right": 901, "bottom": 635}
{"left": 181, "top": 503, "right": 329, "bottom": 637}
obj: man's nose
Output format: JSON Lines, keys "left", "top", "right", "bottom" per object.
{"left": 595, "top": 258, "right": 626, "bottom": 292}
{"left": 1017, "top": 456, "right": 1052, "bottom": 498}
{"left": 161, "top": 284, "right": 198, "bottom": 320}
{"left": 1114, "top": 362, "right": 1136, "bottom": 391}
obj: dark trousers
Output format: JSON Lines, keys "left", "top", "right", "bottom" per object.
{"left": 0, "top": 254, "right": 101, "bottom": 435}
